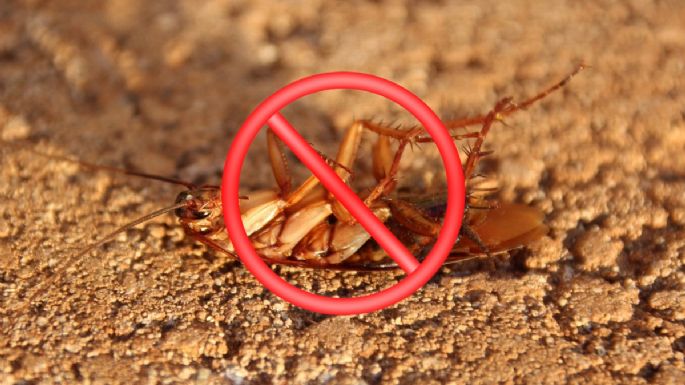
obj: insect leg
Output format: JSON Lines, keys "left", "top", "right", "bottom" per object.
{"left": 460, "top": 222, "right": 492, "bottom": 257}
{"left": 387, "top": 200, "right": 493, "bottom": 259}
{"left": 327, "top": 121, "right": 365, "bottom": 223}
{"left": 362, "top": 101, "right": 506, "bottom": 193}
{"left": 440, "top": 64, "right": 586, "bottom": 132}
{"left": 364, "top": 138, "right": 412, "bottom": 206}
{"left": 386, "top": 199, "right": 441, "bottom": 237}
{"left": 356, "top": 120, "right": 466, "bottom": 141}
{"left": 283, "top": 121, "right": 365, "bottom": 212}
{"left": 267, "top": 128, "right": 293, "bottom": 197}
{"left": 332, "top": 121, "right": 363, "bottom": 183}
{"left": 372, "top": 134, "right": 393, "bottom": 181}
{"left": 361, "top": 64, "right": 585, "bottom": 141}
{"left": 461, "top": 98, "right": 514, "bottom": 181}
{"left": 189, "top": 230, "right": 333, "bottom": 268}
{"left": 329, "top": 121, "right": 421, "bottom": 210}
{"left": 499, "top": 63, "right": 585, "bottom": 116}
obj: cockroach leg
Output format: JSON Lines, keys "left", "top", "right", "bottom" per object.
{"left": 317, "top": 150, "right": 353, "bottom": 177}
{"left": 186, "top": 229, "right": 239, "bottom": 259}
{"left": 364, "top": 139, "right": 411, "bottom": 206}
{"left": 503, "top": 64, "right": 585, "bottom": 114}
{"left": 362, "top": 65, "right": 586, "bottom": 146}
{"left": 329, "top": 198, "right": 356, "bottom": 224}
{"left": 354, "top": 119, "right": 410, "bottom": 140}
{"left": 415, "top": 131, "right": 482, "bottom": 143}
{"left": 372, "top": 134, "right": 394, "bottom": 181}
{"left": 267, "top": 128, "right": 292, "bottom": 197}
{"left": 462, "top": 98, "right": 513, "bottom": 181}
{"left": 344, "top": 127, "right": 446, "bottom": 241}
{"left": 466, "top": 200, "right": 500, "bottom": 210}
{"left": 386, "top": 199, "right": 441, "bottom": 237}
{"left": 443, "top": 64, "right": 585, "bottom": 130}
{"left": 282, "top": 120, "right": 364, "bottom": 216}
{"left": 285, "top": 176, "right": 326, "bottom": 208}
{"left": 326, "top": 121, "right": 365, "bottom": 224}
{"left": 332, "top": 121, "right": 364, "bottom": 183}
{"left": 460, "top": 222, "right": 492, "bottom": 257}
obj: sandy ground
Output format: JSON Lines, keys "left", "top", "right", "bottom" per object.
{"left": 1, "top": 0, "right": 685, "bottom": 384}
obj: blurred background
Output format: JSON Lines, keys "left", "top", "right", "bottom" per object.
{"left": 2, "top": 1, "right": 685, "bottom": 384}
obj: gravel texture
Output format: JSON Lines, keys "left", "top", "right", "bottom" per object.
{"left": 1, "top": 0, "right": 685, "bottom": 384}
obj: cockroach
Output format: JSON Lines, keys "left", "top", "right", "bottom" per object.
{"left": 19, "top": 65, "right": 584, "bottom": 305}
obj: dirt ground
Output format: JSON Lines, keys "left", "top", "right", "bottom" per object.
{"left": 1, "top": 0, "right": 685, "bottom": 384}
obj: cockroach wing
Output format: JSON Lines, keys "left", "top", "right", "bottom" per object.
{"left": 452, "top": 203, "right": 548, "bottom": 256}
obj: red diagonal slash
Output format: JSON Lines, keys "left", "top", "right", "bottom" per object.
{"left": 267, "top": 112, "right": 420, "bottom": 273}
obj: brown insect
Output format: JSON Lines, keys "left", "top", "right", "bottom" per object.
{"left": 20, "top": 65, "right": 583, "bottom": 304}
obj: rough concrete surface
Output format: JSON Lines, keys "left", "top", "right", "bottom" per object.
{"left": 1, "top": 0, "right": 685, "bottom": 384}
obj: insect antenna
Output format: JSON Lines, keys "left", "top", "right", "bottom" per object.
{"left": 6, "top": 140, "right": 197, "bottom": 188}
{"left": 19, "top": 202, "right": 187, "bottom": 311}
{"left": 74, "top": 202, "right": 188, "bottom": 259}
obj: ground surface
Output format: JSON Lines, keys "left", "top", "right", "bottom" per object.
{"left": 1, "top": 0, "right": 685, "bottom": 384}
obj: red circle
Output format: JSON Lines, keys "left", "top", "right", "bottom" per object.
{"left": 221, "top": 72, "right": 465, "bottom": 315}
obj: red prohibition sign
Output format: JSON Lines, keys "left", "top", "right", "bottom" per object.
{"left": 222, "top": 72, "right": 465, "bottom": 315}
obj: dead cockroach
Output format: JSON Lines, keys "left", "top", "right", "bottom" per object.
{"left": 20, "top": 65, "right": 583, "bottom": 304}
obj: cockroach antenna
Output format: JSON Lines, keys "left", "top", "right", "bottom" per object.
{"left": 18, "top": 202, "right": 188, "bottom": 311}
{"left": 3, "top": 139, "right": 197, "bottom": 189}
{"left": 74, "top": 202, "right": 188, "bottom": 259}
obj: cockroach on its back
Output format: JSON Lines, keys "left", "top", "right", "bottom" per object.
{"left": 20, "top": 65, "right": 583, "bottom": 304}
{"left": 170, "top": 65, "right": 583, "bottom": 270}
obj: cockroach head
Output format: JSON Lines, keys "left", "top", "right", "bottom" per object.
{"left": 174, "top": 187, "right": 219, "bottom": 220}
